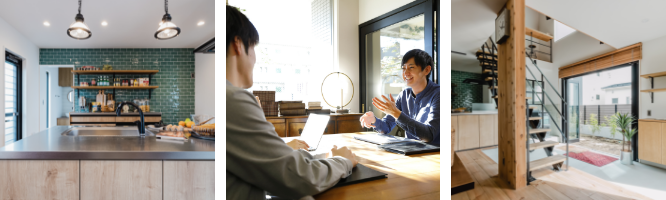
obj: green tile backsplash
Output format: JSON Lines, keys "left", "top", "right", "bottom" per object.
{"left": 452, "top": 70, "right": 483, "bottom": 109}
{"left": 39, "top": 48, "right": 195, "bottom": 125}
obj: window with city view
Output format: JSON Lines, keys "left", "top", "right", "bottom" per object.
{"left": 228, "top": 0, "right": 334, "bottom": 102}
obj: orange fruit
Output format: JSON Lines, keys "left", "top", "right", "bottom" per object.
{"left": 178, "top": 121, "right": 185, "bottom": 126}
{"left": 186, "top": 121, "right": 195, "bottom": 128}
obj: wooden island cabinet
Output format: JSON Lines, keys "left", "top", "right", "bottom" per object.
{"left": 267, "top": 114, "right": 365, "bottom": 137}
{"left": 451, "top": 113, "right": 499, "bottom": 151}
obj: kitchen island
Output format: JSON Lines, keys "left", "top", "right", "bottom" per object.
{"left": 451, "top": 111, "right": 498, "bottom": 151}
{"left": 0, "top": 126, "right": 214, "bottom": 200}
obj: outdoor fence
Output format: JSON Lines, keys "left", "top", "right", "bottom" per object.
{"left": 572, "top": 104, "right": 631, "bottom": 125}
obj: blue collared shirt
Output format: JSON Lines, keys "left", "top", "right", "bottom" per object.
{"left": 374, "top": 80, "right": 440, "bottom": 146}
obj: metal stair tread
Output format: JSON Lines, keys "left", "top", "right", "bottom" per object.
{"left": 528, "top": 141, "right": 558, "bottom": 150}
{"left": 529, "top": 129, "right": 550, "bottom": 134}
{"left": 529, "top": 155, "right": 566, "bottom": 171}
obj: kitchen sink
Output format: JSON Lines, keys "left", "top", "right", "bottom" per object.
{"left": 61, "top": 127, "right": 154, "bottom": 137}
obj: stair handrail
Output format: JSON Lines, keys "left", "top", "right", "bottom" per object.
{"left": 525, "top": 52, "right": 568, "bottom": 106}
{"left": 524, "top": 76, "right": 565, "bottom": 135}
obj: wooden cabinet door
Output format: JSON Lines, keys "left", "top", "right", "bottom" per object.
{"left": 81, "top": 161, "right": 162, "bottom": 200}
{"left": 458, "top": 115, "right": 480, "bottom": 150}
{"left": 324, "top": 120, "right": 335, "bottom": 134}
{"left": 58, "top": 67, "right": 73, "bottom": 87}
{"left": 452, "top": 116, "right": 459, "bottom": 151}
{"left": 479, "top": 115, "right": 495, "bottom": 147}
{"left": 638, "top": 122, "right": 661, "bottom": 164}
{"left": 0, "top": 160, "right": 79, "bottom": 199}
{"left": 163, "top": 161, "right": 214, "bottom": 200}
{"left": 286, "top": 118, "right": 308, "bottom": 137}
{"left": 494, "top": 114, "right": 498, "bottom": 145}
{"left": 335, "top": 115, "right": 364, "bottom": 133}
{"left": 267, "top": 119, "right": 287, "bottom": 137}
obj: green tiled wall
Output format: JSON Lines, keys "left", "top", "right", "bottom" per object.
{"left": 452, "top": 70, "right": 483, "bottom": 109}
{"left": 39, "top": 48, "right": 195, "bottom": 125}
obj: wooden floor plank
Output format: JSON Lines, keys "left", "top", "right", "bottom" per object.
{"left": 454, "top": 149, "right": 652, "bottom": 200}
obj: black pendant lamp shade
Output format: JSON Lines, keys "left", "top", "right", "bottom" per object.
{"left": 155, "top": 0, "right": 181, "bottom": 40}
{"left": 67, "top": 0, "right": 91, "bottom": 40}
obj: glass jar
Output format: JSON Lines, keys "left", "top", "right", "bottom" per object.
{"left": 133, "top": 99, "right": 140, "bottom": 112}
{"left": 143, "top": 99, "right": 150, "bottom": 112}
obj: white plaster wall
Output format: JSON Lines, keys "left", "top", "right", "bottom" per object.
{"left": 0, "top": 16, "right": 40, "bottom": 145}
{"left": 39, "top": 67, "right": 62, "bottom": 130}
{"left": 195, "top": 53, "right": 215, "bottom": 117}
{"left": 639, "top": 34, "right": 666, "bottom": 119}
{"left": 335, "top": 0, "right": 360, "bottom": 112}
{"left": 358, "top": 0, "right": 415, "bottom": 24}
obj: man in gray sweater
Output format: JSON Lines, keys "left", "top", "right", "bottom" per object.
{"left": 226, "top": 5, "right": 358, "bottom": 200}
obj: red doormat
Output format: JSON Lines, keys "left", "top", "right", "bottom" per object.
{"left": 565, "top": 151, "right": 618, "bottom": 167}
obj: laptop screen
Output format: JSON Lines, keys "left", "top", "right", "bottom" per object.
{"left": 300, "top": 114, "right": 331, "bottom": 148}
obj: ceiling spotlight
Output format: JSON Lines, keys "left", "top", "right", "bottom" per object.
{"left": 67, "top": 0, "right": 91, "bottom": 40}
{"left": 101, "top": 21, "right": 108, "bottom": 26}
{"left": 155, "top": 0, "right": 181, "bottom": 40}
{"left": 43, "top": 22, "right": 50, "bottom": 26}
{"left": 198, "top": 21, "right": 205, "bottom": 26}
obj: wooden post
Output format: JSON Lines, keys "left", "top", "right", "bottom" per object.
{"left": 497, "top": 0, "right": 527, "bottom": 189}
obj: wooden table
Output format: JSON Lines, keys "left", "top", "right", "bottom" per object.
{"left": 284, "top": 132, "right": 440, "bottom": 200}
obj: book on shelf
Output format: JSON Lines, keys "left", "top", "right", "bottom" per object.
{"left": 307, "top": 109, "right": 331, "bottom": 115}
{"left": 280, "top": 109, "right": 306, "bottom": 116}
{"left": 308, "top": 106, "right": 323, "bottom": 110}
{"left": 278, "top": 100, "right": 302, "bottom": 104}
{"left": 308, "top": 102, "right": 321, "bottom": 106}
{"left": 279, "top": 103, "right": 305, "bottom": 110}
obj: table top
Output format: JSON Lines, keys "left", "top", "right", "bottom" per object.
{"left": 284, "top": 132, "right": 440, "bottom": 200}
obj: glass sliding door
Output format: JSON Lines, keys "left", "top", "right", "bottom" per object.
{"left": 5, "top": 52, "right": 22, "bottom": 144}
{"left": 359, "top": 0, "right": 437, "bottom": 117}
{"left": 566, "top": 78, "right": 582, "bottom": 142}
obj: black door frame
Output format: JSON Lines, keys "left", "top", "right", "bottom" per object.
{"left": 358, "top": 0, "right": 438, "bottom": 113}
{"left": 561, "top": 61, "right": 639, "bottom": 160}
{"left": 563, "top": 77, "right": 583, "bottom": 143}
{"left": 5, "top": 51, "right": 23, "bottom": 142}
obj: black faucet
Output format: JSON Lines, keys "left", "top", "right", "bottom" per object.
{"left": 116, "top": 101, "right": 146, "bottom": 136}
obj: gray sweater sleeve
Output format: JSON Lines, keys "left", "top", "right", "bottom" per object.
{"left": 226, "top": 85, "right": 353, "bottom": 199}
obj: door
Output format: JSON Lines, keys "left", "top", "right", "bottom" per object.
{"left": 4, "top": 52, "right": 22, "bottom": 144}
{"left": 566, "top": 77, "right": 582, "bottom": 143}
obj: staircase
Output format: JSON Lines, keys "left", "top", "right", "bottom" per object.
{"left": 476, "top": 38, "right": 569, "bottom": 185}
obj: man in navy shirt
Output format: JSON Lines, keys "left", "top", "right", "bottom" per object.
{"left": 360, "top": 49, "right": 440, "bottom": 146}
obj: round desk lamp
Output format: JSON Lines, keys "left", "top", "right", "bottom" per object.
{"left": 321, "top": 72, "right": 354, "bottom": 114}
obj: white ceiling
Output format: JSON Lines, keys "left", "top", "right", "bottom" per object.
{"left": 0, "top": 0, "right": 214, "bottom": 48}
{"left": 527, "top": 0, "right": 666, "bottom": 48}
{"left": 451, "top": 0, "right": 506, "bottom": 73}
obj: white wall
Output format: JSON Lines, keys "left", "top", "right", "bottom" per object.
{"left": 0, "top": 16, "right": 40, "bottom": 145}
{"left": 334, "top": 0, "right": 360, "bottom": 112}
{"left": 358, "top": 0, "right": 415, "bottom": 24}
{"left": 195, "top": 53, "right": 215, "bottom": 116}
{"left": 639, "top": 34, "right": 666, "bottom": 119}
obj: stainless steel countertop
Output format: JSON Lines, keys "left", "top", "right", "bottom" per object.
{"left": 0, "top": 126, "right": 214, "bottom": 160}
{"left": 70, "top": 112, "right": 162, "bottom": 116}
{"left": 451, "top": 111, "right": 498, "bottom": 115}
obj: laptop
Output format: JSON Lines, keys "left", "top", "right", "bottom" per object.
{"left": 378, "top": 141, "right": 440, "bottom": 155}
{"left": 299, "top": 114, "right": 331, "bottom": 151}
{"left": 334, "top": 164, "right": 388, "bottom": 187}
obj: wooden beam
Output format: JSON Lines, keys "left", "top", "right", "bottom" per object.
{"left": 525, "top": 27, "right": 553, "bottom": 41}
{"left": 497, "top": 0, "right": 527, "bottom": 190}
{"left": 559, "top": 42, "right": 642, "bottom": 70}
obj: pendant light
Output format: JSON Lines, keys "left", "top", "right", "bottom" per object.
{"left": 154, "top": 0, "right": 181, "bottom": 40}
{"left": 67, "top": 0, "right": 91, "bottom": 40}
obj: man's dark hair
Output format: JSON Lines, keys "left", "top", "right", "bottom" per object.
{"left": 401, "top": 49, "right": 434, "bottom": 80}
{"left": 226, "top": 5, "right": 259, "bottom": 55}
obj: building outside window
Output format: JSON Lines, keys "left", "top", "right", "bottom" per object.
{"left": 229, "top": 0, "right": 334, "bottom": 102}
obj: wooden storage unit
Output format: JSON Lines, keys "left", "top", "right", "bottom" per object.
{"left": 59, "top": 68, "right": 74, "bottom": 87}
{"left": 0, "top": 160, "right": 79, "bottom": 199}
{"left": 81, "top": 160, "right": 163, "bottom": 200}
{"left": 70, "top": 113, "right": 162, "bottom": 126}
{"left": 267, "top": 114, "right": 363, "bottom": 137}
{"left": 457, "top": 115, "right": 480, "bottom": 150}
{"left": 638, "top": 120, "right": 663, "bottom": 164}
{"left": 452, "top": 114, "right": 498, "bottom": 151}
{"left": 163, "top": 161, "right": 215, "bottom": 200}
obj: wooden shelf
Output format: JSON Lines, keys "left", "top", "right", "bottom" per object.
{"left": 72, "top": 86, "right": 159, "bottom": 89}
{"left": 525, "top": 27, "right": 553, "bottom": 41}
{"left": 641, "top": 71, "right": 666, "bottom": 78}
{"left": 72, "top": 70, "right": 159, "bottom": 75}
{"left": 641, "top": 88, "right": 666, "bottom": 93}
